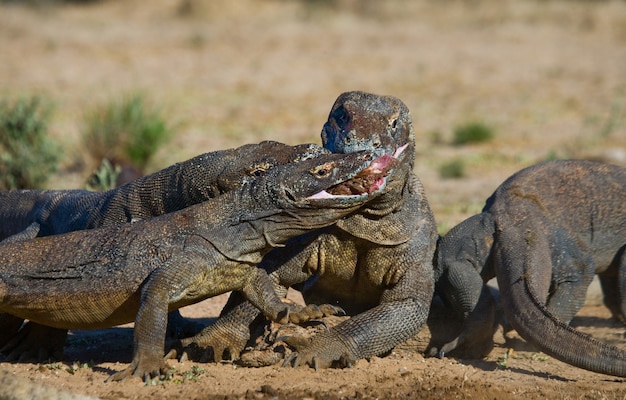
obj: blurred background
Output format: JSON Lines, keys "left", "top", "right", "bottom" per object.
{"left": 1, "top": 0, "right": 624, "bottom": 232}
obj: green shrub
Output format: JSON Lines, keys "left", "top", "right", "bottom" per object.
{"left": 85, "top": 158, "right": 121, "bottom": 192}
{"left": 452, "top": 121, "right": 494, "bottom": 145}
{"left": 439, "top": 159, "right": 466, "bottom": 179}
{"left": 82, "top": 94, "right": 171, "bottom": 172}
{"left": 0, "top": 96, "right": 59, "bottom": 189}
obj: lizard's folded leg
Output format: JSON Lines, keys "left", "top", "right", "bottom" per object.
{"left": 283, "top": 261, "right": 432, "bottom": 369}
{"left": 165, "top": 301, "right": 346, "bottom": 363}
{"left": 283, "top": 296, "right": 429, "bottom": 369}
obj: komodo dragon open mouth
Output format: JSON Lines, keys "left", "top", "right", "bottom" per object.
{"left": 308, "top": 143, "right": 408, "bottom": 199}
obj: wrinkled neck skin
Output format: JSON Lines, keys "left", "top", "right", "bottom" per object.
{"left": 358, "top": 161, "right": 410, "bottom": 217}
{"left": 333, "top": 157, "right": 414, "bottom": 246}
{"left": 347, "top": 134, "right": 414, "bottom": 218}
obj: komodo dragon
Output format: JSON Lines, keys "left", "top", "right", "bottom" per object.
{"left": 0, "top": 148, "right": 397, "bottom": 382}
{"left": 431, "top": 159, "right": 626, "bottom": 377}
{"left": 0, "top": 140, "right": 325, "bottom": 361}
{"left": 167, "top": 91, "right": 438, "bottom": 369}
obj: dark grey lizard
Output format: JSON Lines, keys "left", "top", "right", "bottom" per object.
{"left": 0, "top": 147, "right": 396, "bottom": 382}
{"left": 431, "top": 159, "right": 626, "bottom": 377}
{"left": 168, "top": 91, "right": 438, "bottom": 369}
{"left": 0, "top": 140, "right": 325, "bottom": 361}
{"left": 0, "top": 140, "right": 324, "bottom": 241}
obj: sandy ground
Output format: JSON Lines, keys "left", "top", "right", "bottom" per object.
{"left": 1, "top": 0, "right": 626, "bottom": 398}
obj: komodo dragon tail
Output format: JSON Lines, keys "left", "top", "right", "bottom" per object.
{"left": 494, "top": 222, "right": 626, "bottom": 377}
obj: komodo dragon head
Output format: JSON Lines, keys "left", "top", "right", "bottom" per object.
{"left": 213, "top": 141, "right": 327, "bottom": 191}
{"left": 321, "top": 91, "right": 415, "bottom": 168}
{"left": 242, "top": 149, "right": 401, "bottom": 246}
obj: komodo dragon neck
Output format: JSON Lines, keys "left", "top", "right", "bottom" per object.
{"left": 335, "top": 162, "right": 413, "bottom": 245}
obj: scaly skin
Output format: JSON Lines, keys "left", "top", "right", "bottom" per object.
{"left": 0, "top": 140, "right": 325, "bottom": 241}
{"left": 432, "top": 160, "right": 626, "bottom": 377}
{"left": 170, "top": 91, "right": 438, "bottom": 369}
{"left": 0, "top": 141, "right": 325, "bottom": 361}
{"left": 0, "top": 149, "right": 389, "bottom": 382}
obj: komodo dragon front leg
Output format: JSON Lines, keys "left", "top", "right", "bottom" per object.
{"left": 111, "top": 241, "right": 292, "bottom": 381}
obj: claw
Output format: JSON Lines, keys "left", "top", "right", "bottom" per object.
{"left": 301, "top": 320, "right": 329, "bottom": 329}
{"left": 106, "top": 368, "right": 131, "bottom": 382}
{"left": 164, "top": 348, "right": 177, "bottom": 360}
{"left": 318, "top": 304, "right": 346, "bottom": 317}
{"left": 282, "top": 353, "right": 297, "bottom": 368}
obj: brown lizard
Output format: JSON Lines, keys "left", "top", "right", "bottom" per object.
{"left": 0, "top": 141, "right": 325, "bottom": 361}
{"left": 0, "top": 148, "right": 396, "bottom": 381}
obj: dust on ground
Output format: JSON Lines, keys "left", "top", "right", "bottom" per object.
{"left": 2, "top": 298, "right": 626, "bottom": 400}
{"left": 1, "top": 0, "right": 626, "bottom": 399}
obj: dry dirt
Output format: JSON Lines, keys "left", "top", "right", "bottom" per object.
{"left": 1, "top": 0, "right": 626, "bottom": 399}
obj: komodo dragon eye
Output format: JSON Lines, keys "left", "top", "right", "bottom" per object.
{"left": 388, "top": 112, "right": 400, "bottom": 132}
{"left": 332, "top": 106, "right": 350, "bottom": 129}
{"left": 310, "top": 162, "right": 335, "bottom": 178}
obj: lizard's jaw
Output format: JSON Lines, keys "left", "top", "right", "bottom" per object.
{"left": 307, "top": 143, "right": 406, "bottom": 201}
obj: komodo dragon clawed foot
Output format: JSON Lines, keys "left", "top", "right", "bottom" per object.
{"left": 165, "top": 316, "right": 250, "bottom": 363}
{"left": 165, "top": 303, "right": 346, "bottom": 363}
{"left": 425, "top": 289, "right": 499, "bottom": 359}
{"left": 107, "top": 352, "right": 172, "bottom": 383}
{"left": 281, "top": 330, "right": 358, "bottom": 370}
{"left": 284, "top": 303, "right": 346, "bottom": 325}
{"left": 0, "top": 321, "right": 66, "bottom": 362}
